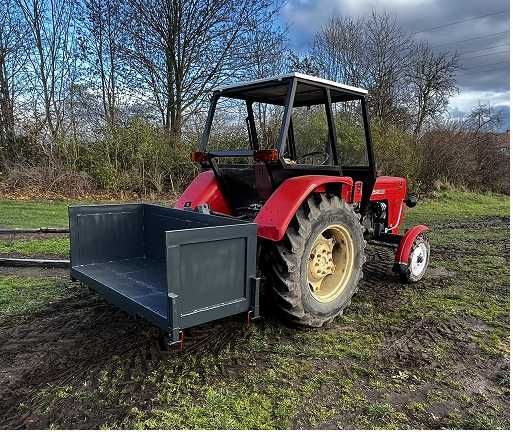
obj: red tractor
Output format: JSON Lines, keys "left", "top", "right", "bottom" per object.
{"left": 175, "top": 73, "right": 430, "bottom": 326}
{"left": 69, "top": 73, "right": 430, "bottom": 344}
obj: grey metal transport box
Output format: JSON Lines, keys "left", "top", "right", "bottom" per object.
{"left": 69, "top": 204, "right": 259, "bottom": 343}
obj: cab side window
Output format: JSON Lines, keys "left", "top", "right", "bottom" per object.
{"left": 288, "top": 105, "right": 330, "bottom": 165}
{"left": 332, "top": 99, "right": 368, "bottom": 167}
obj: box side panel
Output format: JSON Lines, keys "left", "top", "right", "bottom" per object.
{"left": 69, "top": 204, "right": 144, "bottom": 266}
{"left": 166, "top": 223, "right": 257, "bottom": 330}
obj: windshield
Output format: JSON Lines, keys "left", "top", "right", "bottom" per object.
{"left": 208, "top": 97, "right": 284, "bottom": 152}
{"left": 333, "top": 99, "right": 369, "bottom": 167}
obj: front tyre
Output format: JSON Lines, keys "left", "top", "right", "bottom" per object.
{"left": 399, "top": 235, "right": 430, "bottom": 283}
{"left": 266, "top": 194, "right": 365, "bottom": 327}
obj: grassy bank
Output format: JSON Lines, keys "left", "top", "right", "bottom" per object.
{"left": 0, "top": 189, "right": 508, "bottom": 229}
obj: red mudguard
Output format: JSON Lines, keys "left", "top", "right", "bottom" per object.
{"left": 254, "top": 175, "right": 353, "bottom": 241}
{"left": 394, "top": 225, "right": 430, "bottom": 265}
{"left": 175, "top": 171, "right": 231, "bottom": 214}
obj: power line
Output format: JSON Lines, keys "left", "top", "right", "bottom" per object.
{"left": 463, "top": 50, "right": 510, "bottom": 60}
{"left": 412, "top": 10, "right": 508, "bottom": 35}
{"left": 457, "top": 67, "right": 508, "bottom": 75}
{"left": 461, "top": 61, "right": 509, "bottom": 71}
{"left": 457, "top": 43, "right": 510, "bottom": 55}
{"left": 431, "top": 30, "right": 509, "bottom": 48}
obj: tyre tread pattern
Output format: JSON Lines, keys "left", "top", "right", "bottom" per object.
{"left": 267, "top": 193, "right": 365, "bottom": 327}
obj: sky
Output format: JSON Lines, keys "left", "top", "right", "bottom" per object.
{"left": 279, "top": 0, "right": 510, "bottom": 130}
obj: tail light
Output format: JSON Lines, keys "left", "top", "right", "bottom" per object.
{"left": 353, "top": 181, "right": 363, "bottom": 203}
{"left": 255, "top": 149, "right": 279, "bottom": 162}
{"left": 191, "top": 151, "right": 208, "bottom": 162}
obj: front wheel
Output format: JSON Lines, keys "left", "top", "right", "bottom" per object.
{"left": 399, "top": 234, "right": 430, "bottom": 283}
{"left": 265, "top": 194, "right": 365, "bottom": 327}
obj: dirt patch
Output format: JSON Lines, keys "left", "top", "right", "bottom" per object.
{"left": 0, "top": 266, "right": 69, "bottom": 278}
{"left": 432, "top": 216, "right": 510, "bottom": 230}
{"left": 0, "top": 288, "right": 164, "bottom": 428}
{"left": 0, "top": 281, "right": 250, "bottom": 428}
{"left": 426, "top": 266, "right": 456, "bottom": 279}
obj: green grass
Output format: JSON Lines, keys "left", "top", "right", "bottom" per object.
{"left": 0, "top": 190, "right": 507, "bottom": 229}
{"left": 0, "top": 275, "right": 70, "bottom": 320}
{"left": 0, "top": 200, "right": 70, "bottom": 228}
{"left": 405, "top": 190, "right": 509, "bottom": 227}
{"left": 0, "top": 237, "right": 70, "bottom": 257}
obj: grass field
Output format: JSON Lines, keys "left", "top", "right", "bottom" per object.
{"left": 0, "top": 199, "right": 71, "bottom": 229}
{"left": 0, "top": 197, "right": 173, "bottom": 229}
{"left": 0, "top": 191, "right": 509, "bottom": 429}
{"left": 0, "top": 237, "right": 69, "bottom": 257}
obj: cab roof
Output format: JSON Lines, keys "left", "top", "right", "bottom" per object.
{"left": 213, "top": 73, "right": 368, "bottom": 106}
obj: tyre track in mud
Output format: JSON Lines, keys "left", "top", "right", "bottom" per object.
{"left": 0, "top": 288, "right": 166, "bottom": 428}
{"left": 430, "top": 216, "right": 509, "bottom": 230}
{"left": 0, "top": 216, "right": 508, "bottom": 428}
{"left": 430, "top": 216, "right": 510, "bottom": 259}
{"left": 0, "top": 287, "right": 248, "bottom": 428}
{"left": 371, "top": 216, "right": 509, "bottom": 371}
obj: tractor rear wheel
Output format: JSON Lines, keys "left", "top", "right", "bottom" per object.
{"left": 266, "top": 193, "right": 365, "bottom": 327}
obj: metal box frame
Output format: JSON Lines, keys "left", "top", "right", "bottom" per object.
{"left": 69, "top": 204, "right": 259, "bottom": 342}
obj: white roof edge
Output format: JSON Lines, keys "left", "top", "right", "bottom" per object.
{"left": 212, "top": 72, "right": 368, "bottom": 95}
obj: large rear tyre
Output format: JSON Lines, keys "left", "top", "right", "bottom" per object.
{"left": 266, "top": 194, "right": 365, "bottom": 327}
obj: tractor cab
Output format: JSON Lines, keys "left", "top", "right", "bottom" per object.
{"left": 192, "top": 73, "right": 376, "bottom": 217}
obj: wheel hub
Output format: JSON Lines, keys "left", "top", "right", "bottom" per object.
{"left": 410, "top": 243, "right": 428, "bottom": 277}
{"left": 308, "top": 237, "right": 336, "bottom": 293}
{"left": 306, "top": 225, "right": 355, "bottom": 303}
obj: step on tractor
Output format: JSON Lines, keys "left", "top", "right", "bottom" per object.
{"left": 69, "top": 73, "right": 430, "bottom": 346}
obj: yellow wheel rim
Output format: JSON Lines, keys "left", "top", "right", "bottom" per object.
{"left": 307, "top": 224, "right": 355, "bottom": 303}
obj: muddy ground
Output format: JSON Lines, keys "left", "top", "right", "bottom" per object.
{"left": 0, "top": 217, "right": 509, "bottom": 429}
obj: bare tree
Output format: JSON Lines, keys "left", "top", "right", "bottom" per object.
{"left": 123, "top": 0, "right": 277, "bottom": 144}
{"left": 364, "top": 12, "right": 412, "bottom": 125}
{"left": 408, "top": 42, "right": 459, "bottom": 136}
{"left": 17, "top": 0, "right": 76, "bottom": 146}
{"left": 310, "top": 16, "right": 367, "bottom": 87}
{"left": 0, "top": 0, "right": 27, "bottom": 159}
{"left": 287, "top": 53, "right": 319, "bottom": 76}
{"left": 237, "top": 14, "right": 288, "bottom": 148}
{"left": 79, "top": 0, "right": 125, "bottom": 127}
{"left": 308, "top": 11, "right": 461, "bottom": 132}
{"left": 308, "top": 12, "right": 413, "bottom": 126}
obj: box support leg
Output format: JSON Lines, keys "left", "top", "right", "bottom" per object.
{"left": 167, "top": 293, "right": 183, "bottom": 350}
{"left": 248, "top": 276, "right": 261, "bottom": 324}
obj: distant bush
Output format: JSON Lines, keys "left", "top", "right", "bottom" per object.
{"left": 416, "top": 124, "right": 509, "bottom": 194}
{"left": 371, "top": 121, "right": 418, "bottom": 188}
{"left": 2, "top": 118, "right": 198, "bottom": 197}
{"left": 1, "top": 112, "right": 508, "bottom": 197}
{"left": 4, "top": 164, "right": 95, "bottom": 196}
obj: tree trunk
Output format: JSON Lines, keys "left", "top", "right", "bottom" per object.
{"left": 0, "top": 56, "right": 15, "bottom": 160}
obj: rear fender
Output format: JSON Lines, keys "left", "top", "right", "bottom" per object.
{"left": 394, "top": 225, "right": 430, "bottom": 266}
{"left": 255, "top": 175, "right": 353, "bottom": 241}
{"left": 175, "top": 170, "right": 231, "bottom": 214}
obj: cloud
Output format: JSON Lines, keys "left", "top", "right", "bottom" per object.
{"left": 281, "top": 0, "right": 510, "bottom": 119}
{"left": 448, "top": 90, "right": 510, "bottom": 130}
{"left": 449, "top": 90, "right": 510, "bottom": 112}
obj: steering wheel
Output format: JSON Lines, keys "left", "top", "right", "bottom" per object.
{"left": 296, "top": 151, "right": 330, "bottom": 165}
